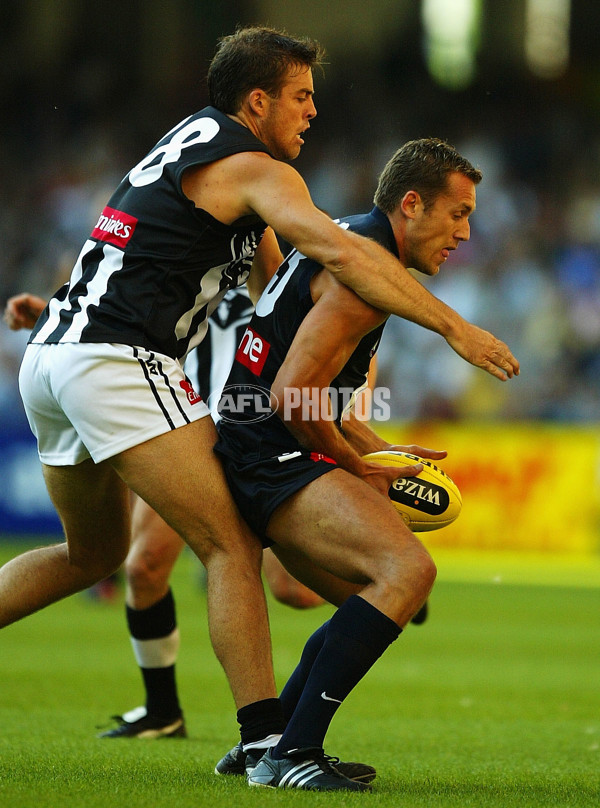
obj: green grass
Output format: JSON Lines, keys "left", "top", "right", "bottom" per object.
{"left": 0, "top": 539, "right": 599, "bottom": 808}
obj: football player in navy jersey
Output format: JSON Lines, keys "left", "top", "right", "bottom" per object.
{"left": 213, "top": 139, "right": 495, "bottom": 790}
{"left": 5, "top": 24, "right": 518, "bottom": 792}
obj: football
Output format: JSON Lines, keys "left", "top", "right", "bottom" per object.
{"left": 362, "top": 450, "right": 462, "bottom": 532}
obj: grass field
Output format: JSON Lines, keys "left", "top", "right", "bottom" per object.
{"left": 0, "top": 539, "right": 598, "bottom": 808}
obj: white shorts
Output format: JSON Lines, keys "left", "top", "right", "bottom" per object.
{"left": 19, "top": 342, "right": 211, "bottom": 465}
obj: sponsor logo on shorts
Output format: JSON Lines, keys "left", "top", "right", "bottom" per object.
{"left": 310, "top": 452, "right": 336, "bottom": 465}
{"left": 211, "top": 383, "right": 277, "bottom": 423}
{"left": 91, "top": 205, "right": 138, "bottom": 249}
{"left": 235, "top": 327, "right": 270, "bottom": 375}
{"left": 179, "top": 379, "right": 203, "bottom": 405}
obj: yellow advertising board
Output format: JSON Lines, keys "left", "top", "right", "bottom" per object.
{"left": 376, "top": 423, "right": 600, "bottom": 555}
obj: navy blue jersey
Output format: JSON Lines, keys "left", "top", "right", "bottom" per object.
{"left": 216, "top": 206, "right": 396, "bottom": 461}
{"left": 30, "top": 107, "right": 270, "bottom": 360}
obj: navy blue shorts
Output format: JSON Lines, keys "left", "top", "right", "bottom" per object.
{"left": 214, "top": 447, "right": 338, "bottom": 546}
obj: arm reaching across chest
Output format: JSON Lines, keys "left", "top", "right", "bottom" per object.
{"left": 184, "top": 149, "right": 519, "bottom": 382}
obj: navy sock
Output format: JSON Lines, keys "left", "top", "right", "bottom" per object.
{"left": 273, "top": 595, "right": 401, "bottom": 757}
{"left": 139, "top": 666, "right": 180, "bottom": 719}
{"left": 279, "top": 620, "right": 329, "bottom": 722}
{"left": 237, "top": 698, "right": 286, "bottom": 747}
{"left": 126, "top": 589, "right": 181, "bottom": 719}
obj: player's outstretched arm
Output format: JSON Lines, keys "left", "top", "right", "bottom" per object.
{"left": 3, "top": 293, "right": 46, "bottom": 331}
{"left": 183, "top": 151, "right": 519, "bottom": 381}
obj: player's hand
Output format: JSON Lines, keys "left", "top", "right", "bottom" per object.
{"left": 446, "top": 321, "right": 520, "bottom": 381}
{"left": 3, "top": 293, "right": 46, "bottom": 331}
{"left": 359, "top": 444, "right": 447, "bottom": 497}
{"left": 359, "top": 459, "right": 423, "bottom": 497}
{"left": 387, "top": 444, "right": 448, "bottom": 462}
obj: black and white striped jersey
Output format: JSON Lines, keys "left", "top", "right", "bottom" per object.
{"left": 184, "top": 286, "right": 254, "bottom": 420}
{"left": 29, "top": 107, "right": 270, "bottom": 361}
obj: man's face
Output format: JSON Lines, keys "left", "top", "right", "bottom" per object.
{"left": 402, "top": 172, "right": 476, "bottom": 276}
{"left": 259, "top": 66, "right": 317, "bottom": 160}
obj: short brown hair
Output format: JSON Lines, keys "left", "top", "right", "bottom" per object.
{"left": 207, "top": 26, "right": 325, "bottom": 114}
{"left": 374, "top": 138, "right": 482, "bottom": 214}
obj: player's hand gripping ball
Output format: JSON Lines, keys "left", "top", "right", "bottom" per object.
{"left": 362, "top": 450, "right": 462, "bottom": 532}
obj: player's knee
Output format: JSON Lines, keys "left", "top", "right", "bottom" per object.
{"left": 67, "top": 542, "right": 127, "bottom": 582}
{"left": 412, "top": 547, "right": 437, "bottom": 597}
{"left": 380, "top": 543, "right": 437, "bottom": 603}
{"left": 203, "top": 532, "right": 264, "bottom": 572}
{"left": 403, "top": 542, "right": 436, "bottom": 584}
{"left": 125, "top": 550, "right": 169, "bottom": 591}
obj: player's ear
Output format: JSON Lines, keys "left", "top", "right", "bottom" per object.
{"left": 400, "top": 190, "right": 421, "bottom": 219}
{"left": 247, "top": 89, "right": 269, "bottom": 117}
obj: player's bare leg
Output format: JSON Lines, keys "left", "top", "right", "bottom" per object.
{"left": 0, "top": 459, "right": 131, "bottom": 627}
{"left": 269, "top": 544, "right": 359, "bottom": 607}
{"left": 110, "top": 417, "right": 277, "bottom": 709}
{"left": 95, "top": 498, "right": 189, "bottom": 739}
{"left": 270, "top": 540, "right": 430, "bottom": 619}
{"left": 267, "top": 468, "right": 436, "bottom": 627}
{"left": 125, "top": 499, "right": 184, "bottom": 610}
{"left": 101, "top": 484, "right": 326, "bottom": 738}
{"left": 126, "top": 500, "right": 325, "bottom": 612}
{"left": 262, "top": 548, "right": 325, "bottom": 609}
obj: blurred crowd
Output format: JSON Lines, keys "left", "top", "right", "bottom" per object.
{"left": 2, "top": 43, "right": 599, "bottom": 424}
